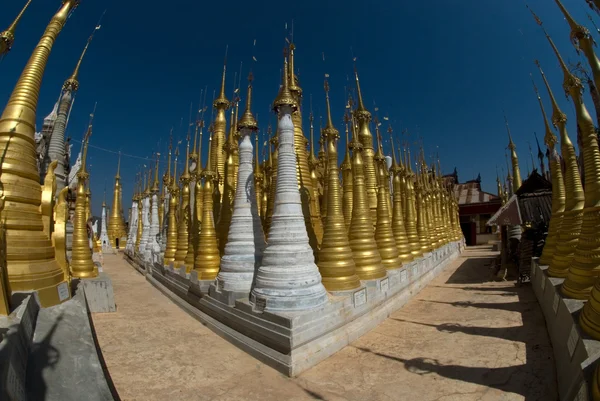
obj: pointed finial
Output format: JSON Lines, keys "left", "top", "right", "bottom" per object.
{"left": 528, "top": 6, "right": 584, "bottom": 95}
{"left": 273, "top": 56, "right": 298, "bottom": 111}
{"left": 115, "top": 151, "right": 122, "bottom": 180}
{"left": 152, "top": 152, "right": 160, "bottom": 192}
{"left": 182, "top": 136, "right": 190, "bottom": 180}
{"left": 534, "top": 60, "right": 565, "bottom": 149}
{"left": 164, "top": 129, "right": 173, "bottom": 186}
{"left": 322, "top": 75, "right": 339, "bottom": 140}
{"left": 389, "top": 125, "right": 399, "bottom": 171}
{"left": 213, "top": 46, "right": 230, "bottom": 108}
{"left": 288, "top": 42, "right": 301, "bottom": 94}
{"left": 79, "top": 104, "right": 96, "bottom": 179}
{"left": 503, "top": 113, "right": 515, "bottom": 150}
{"left": 171, "top": 147, "right": 179, "bottom": 191}
{"left": 354, "top": 67, "right": 371, "bottom": 121}
{"left": 0, "top": 0, "right": 33, "bottom": 55}
{"left": 553, "top": 0, "right": 594, "bottom": 52}
{"left": 529, "top": 66, "right": 567, "bottom": 149}
{"left": 237, "top": 72, "right": 258, "bottom": 131}
{"left": 63, "top": 15, "right": 103, "bottom": 91}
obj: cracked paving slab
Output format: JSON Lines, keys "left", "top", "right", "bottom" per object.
{"left": 91, "top": 245, "right": 556, "bottom": 401}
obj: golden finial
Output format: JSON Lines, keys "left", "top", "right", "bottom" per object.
{"left": 115, "top": 151, "right": 121, "bottom": 180}
{"left": 553, "top": 0, "right": 594, "bottom": 52}
{"left": 237, "top": 72, "right": 258, "bottom": 131}
{"left": 531, "top": 70, "right": 559, "bottom": 151}
{"left": 288, "top": 42, "right": 301, "bottom": 95}
{"left": 213, "top": 46, "right": 230, "bottom": 108}
{"left": 503, "top": 113, "right": 522, "bottom": 190}
{"left": 322, "top": 75, "right": 339, "bottom": 140}
{"left": 63, "top": 16, "right": 103, "bottom": 91}
{"left": 78, "top": 105, "right": 96, "bottom": 179}
{"left": 171, "top": 147, "right": 179, "bottom": 191}
{"left": 0, "top": 0, "right": 33, "bottom": 56}
{"left": 389, "top": 125, "right": 399, "bottom": 172}
{"left": 273, "top": 57, "right": 297, "bottom": 111}
{"left": 164, "top": 129, "right": 173, "bottom": 186}
{"left": 527, "top": 7, "right": 584, "bottom": 96}
{"left": 152, "top": 153, "right": 160, "bottom": 192}
{"left": 181, "top": 135, "right": 191, "bottom": 181}
{"left": 354, "top": 68, "right": 370, "bottom": 119}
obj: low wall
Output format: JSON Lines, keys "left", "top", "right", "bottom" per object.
{"left": 126, "top": 241, "right": 464, "bottom": 376}
{"left": 530, "top": 258, "right": 600, "bottom": 401}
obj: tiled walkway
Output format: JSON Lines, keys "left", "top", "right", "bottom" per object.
{"left": 92, "top": 246, "right": 556, "bottom": 401}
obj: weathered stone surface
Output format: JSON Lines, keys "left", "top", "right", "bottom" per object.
{"left": 0, "top": 296, "right": 39, "bottom": 401}
{"left": 531, "top": 258, "right": 600, "bottom": 401}
{"left": 25, "top": 289, "right": 114, "bottom": 401}
{"left": 79, "top": 273, "right": 116, "bottom": 313}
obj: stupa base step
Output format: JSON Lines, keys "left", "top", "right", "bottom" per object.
{"left": 72, "top": 273, "right": 116, "bottom": 313}
{"left": 531, "top": 257, "right": 600, "bottom": 401}
{"left": 127, "top": 241, "right": 462, "bottom": 376}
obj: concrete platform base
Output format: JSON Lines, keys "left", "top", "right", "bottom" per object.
{"left": 76, "top": 273, "right": 116, "bottom": 313}
{"left": 531, "top": 257, "right": 600, "bottom": 401}
{"left": 25, "top": 287, "right": 115, "bottom": 401}
{"left": 127, "top": 240, "right": 463, "bottom": 376}
{"left": 0, "top": 295, "right": 39, "bottom": 401}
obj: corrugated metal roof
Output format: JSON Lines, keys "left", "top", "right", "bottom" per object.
{"left": 453, "top": 182, "right": 501, "bottom": 206}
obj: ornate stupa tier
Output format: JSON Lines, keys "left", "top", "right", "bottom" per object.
{"left": 354, "top": 71, "right": 378, "bottom": 223}
{"left": 535, "top": 62, "right": 584, "bottom": 278}
{"left": 211, "top": 63, "right": 230, "bottom": 199}
{"left": 532, "top": 72, "right": 565, "bottom": 267}
{"left": 250, "top": 60, "right": 327, "bottom": 312}
{"left": 317, "top": 79, "right": 360, "bottom": 292}
{"left": 43, "top": 26, "right": 97, "bottom": 195}
{"left": 287, "top": 43, "right": 322, "bottom": 250}
{"left": 0, "top": 0, "right": 78, "bottom": 307}
{"left": 348, "top": 114, "right": 386, "bottom": 281}
{"left": 216, "top": 74, "right": 266, "bottom": 292}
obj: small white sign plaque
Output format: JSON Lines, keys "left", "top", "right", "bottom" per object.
{"left": 400, "top": 270, "right": 407, "bottom": 283}
{"left": 353, "top": 288, "right": 367, "bottom": 307}
{"left": 567, "top": 325, "right": 579, "bottom": 359}
{"left": 380, "top": 278, "right": 389, "bottom": 293}
{"left": 57, "top": 282, "right": 69, "bottom": 302}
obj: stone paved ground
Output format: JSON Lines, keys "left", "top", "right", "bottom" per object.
{"left": 92, "top": 246, "right": 557, "bottom": 401}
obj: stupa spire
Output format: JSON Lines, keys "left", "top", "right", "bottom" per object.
{"left": 503, "top": 114, "right": 522, "bottom": 192}
{"left": 317, "top": 76, "right": 360, "bottom": 291}
{"left": 64, "top": 23, "right": 100, "bottom": 92}
{"left": 0, "top": 0, "right": 80, "bottom": 305}
{"left": 0, "top": 0, "right": 33, "bottom": 57}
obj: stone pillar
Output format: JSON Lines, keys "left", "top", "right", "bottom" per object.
{"left": 250, "top": 105, "right": 328, "bottom": 312}
{"left": 217, "top": 128, "right": 266, "bottom": 293}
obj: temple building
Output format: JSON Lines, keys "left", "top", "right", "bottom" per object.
{"left": 444, "top": 171, "right": 502, "bottom": 246}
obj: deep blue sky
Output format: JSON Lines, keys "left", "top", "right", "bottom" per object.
{"left": 1, "top": 0, "right": 596, "bottom": 217}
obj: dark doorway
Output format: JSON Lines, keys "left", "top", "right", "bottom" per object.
{"left": 116, "top": 238, "right": 120, "bottom": 249}
{"left": 460, "top": 222, "right": 476, "bottom": 246}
